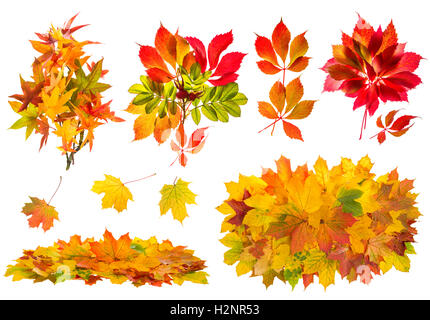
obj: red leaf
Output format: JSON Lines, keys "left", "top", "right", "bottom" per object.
{"left": 188, "top": 127, "right": 208, "bottom": 149}
{"left": 138, "top": 45, "right": 169, "bottom": 72}
{"left": 389, "top": 115, "right": 417, "bottom": 131}
{"left": 385, "top": 110, "right": 400, "bottom": 127}
{"left": 184, "top": 37, "right": 207, "bottom": 72}
{"left": 386, "top": 71, "right": 422, "bottom": 90}
{"left": 212, "top": 52, "right": 246, "bottom": 78}
{"left": 208, "top": 30, "right": 233, "bottom": 70}
{"left": 146, "top": 68, "right": 174, "bottom": 83}
{"left": 282, "top": 121, "right": 303, "bottom": 141}
{"left": 257, "top": 60, "right": 281, "bottom": 74}
{"left": 179, "top": 153, "right": 188, "bottom": 167}
{"left": 377, "top": 131, "right": 386, "bottom": 144}
{"left": 255, "top": 35, "right": 279, "bottom": 66}
{"left": 208, "top": 73, "right": 238, "bottom": 86}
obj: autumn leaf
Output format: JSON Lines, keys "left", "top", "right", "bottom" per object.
{"left": 22, "top": 197, "right": 59, "bottom": 232}
{"left": 159, "top": 178, "right": 197, "bottom": 223}
{"left": 91, "top": 175, "right": 133, "bottom": 213}
{"left": 373, "top": 110, "right": 417, "bottom": 144}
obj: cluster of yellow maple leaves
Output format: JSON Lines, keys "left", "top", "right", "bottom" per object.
{"left": 218, "top": 156, "right": 420, "bottom": 289}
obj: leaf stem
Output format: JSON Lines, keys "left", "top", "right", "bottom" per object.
{"left": 123, "top": 173, "right": 157, "bottom": 185}
{"left": 48, "top": 176, "right": 63, "bottom": 205}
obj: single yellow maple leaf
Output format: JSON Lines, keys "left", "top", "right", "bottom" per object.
{"left": 159, "top": 178, "right": 196, "bottom": 223}
{"left": 91, "top": 175, "right": 133, "bottom": 213}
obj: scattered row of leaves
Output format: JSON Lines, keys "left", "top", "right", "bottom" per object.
{"left": 256, "top": 19, "right": 316, "bottom": 140}
{"left": 8, "top": 14, "right": 123, "bottom": 169}
{"left": 6, "top": 230, "right": 208, "bottom": 286}
{"left": 322, "top": 15, "right": 422, "bottom": 141}
{"left": 127, "top": 24, "right": 247, "bottom": 167}
{"left": 218, "top": 156, "right": 420, "bottom": 289}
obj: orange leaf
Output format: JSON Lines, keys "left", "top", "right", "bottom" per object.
{"left": 269, "top": 81, "right": 286, "bottom": 113}
{"left": 138, "top": 45, "right": 169, "bottom": 72}
{"left": 257, "top": 60, "right": 281, "bottom": 74}
{"left": 287, "top": 100, "right": 315, "bottom": 120}
{"left": 155, "top": 24, "right": 177, "bottom": 69}
{"left": 282, "top": 120, "right": 303, "bottom": 141}
{"left": 285, "top": 77, "right": 304, "bottom": 110}
{"left": 146, "top": 68, "right": 174, "bottom": 83}
{"left": 22, "top": 197, "right": 59, "bottom": 232}
{"left": 289, "top": 32, "right": 308, "bottom": 66}
{"left": 287, "top": 56, "right": 310, "bottom": 72}
{"left": 258, "top": 101, "right": 278, "bottom": 119}
{"left": 272, "top": 19, "right": 291, "bottom": 63}
{"left": 89, "top": 230, "right": 136, "bottom": 263}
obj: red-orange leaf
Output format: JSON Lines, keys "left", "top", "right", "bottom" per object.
{"left": 289, "top": 32, "right": 308, "bottom": 66}
{"left": 89, "top": 230, "right": 136, "bottom": 263}
{"left": 138, "top": 45, "right": 169, "bottom": 73}
{"left": 255, "top": 35, "right": 279, "bottom": 66}
{"left": 257, "top": 60, "right": 281, "bottom": 74}
{"left": 282, "top": 120, "right": 303, "bottom": 141}
{"left": 22, "top": 197, "right": 59, "bottom": 232}
{"left": 272, "top": 19, "right": 291, "bottom": 63}
{"left": 155, "top": 24, "right": 177, "bottom": 69}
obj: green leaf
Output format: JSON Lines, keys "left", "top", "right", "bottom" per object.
{"left": 129, "top": 83, "right": 148, "bottom": 94}
{"left": 169, "top": 101, "right": 177, "bottom": 115}
{"left": 85, "top": 59, "right": 103, "bottom": 90}
{"left": 9, "top": 104, "right": 39, "bottom": 139}
{"left": 158, "top": 100, "right": 168, "bottom": 118}
{"left": 231, "top": 92, "right": 248, "bottom": 105}
{"left": 212, "top": 102, "right": 229, "bottom": 122}
{"left": 133, "top": 93, "right": 153, "bottom": 105}
{"left": 191, "top": 108, "right": 201, "bottom": 125}
{"left": 201, "top": 105, "right": 218, "bottom": 121}
{"left": 190, "top": 63, "right": 202, "bottom": 80}
{"left": 220, "top": 101, "right": 241, "bottom": 117}
{"left": 145, "top": 96, "right": 161, "bottom": 114}
{"left": 335, "top": 188, "right": 364, "bottom": 217}
{"left": 221, "top": 82, "right": 239, "bottom": 100}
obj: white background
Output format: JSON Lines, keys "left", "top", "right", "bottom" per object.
{"left": 0, "top": 0, "right": 429, "bottom": 300}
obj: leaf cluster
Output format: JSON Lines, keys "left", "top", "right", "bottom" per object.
{"left": 6, "top": 230, "right": 208, "bottom": 286}
{"left": 218, "top": 156, "right": 420, "bottom": 289}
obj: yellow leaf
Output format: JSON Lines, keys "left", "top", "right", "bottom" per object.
{"left": 303, "top": 249, "right": 337, "bottom": 289}
{"left": 225, "top": 174, "right": 267, "bottom": 201}
{"left": 346, "top": 215, "right": 375, "bottom": 253}
{"left": 380, "top": 252, "right": 410, "bottom": 273}
{"left": 159, "top": 178, "right": 196, "bottom": 223}
{"left": 91, "top": 175, "right": 133, "bottom": 213}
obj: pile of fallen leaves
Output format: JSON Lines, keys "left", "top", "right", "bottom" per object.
{"left": 218, "top": 156, "right": 420, "bottom": 289}
{"left": 5, "top": 230, "right": 208, "bottom": 286}
{"left": 8, "top": 14, "right": 123, "bottom": 170}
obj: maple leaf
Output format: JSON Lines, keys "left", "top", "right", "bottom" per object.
{"left": 159, "top": 178, "right": 197, "bottom": 223}
{"left": 9, "top": 76, "right": 44, "bottom": 112}
{"left": 90, "top": 230, "right": 137, "bottom": 263}
{"left": 91, "top": 175, "right": 133, "bottom": 212}
{"left": 21, "top": 197, "right": 59, "bottom": 232}
{"left": 322, "top": 15, "right": 423, "bottom": 139}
